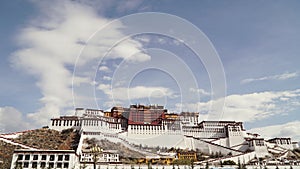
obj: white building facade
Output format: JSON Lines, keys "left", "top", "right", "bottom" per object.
{"left": 46, "top": 107, "right": 300, "bottom": 165}
{"left": 11, "top": 149, "right": 78, "bottom": 169}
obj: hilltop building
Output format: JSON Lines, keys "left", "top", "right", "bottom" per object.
{"left": 11, "top": 149, "right": 77, "bottom": 169}
{"left": 49, "top": 105, "right": 298, "bottom": 153}
{"left": 8, "top": 104, "right": 299, "bottom": 168}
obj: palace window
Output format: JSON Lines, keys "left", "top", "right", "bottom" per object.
{"left": 40, "top": 162, "right": 46, "bottom": 168}
{"left": 49, "top": 162, "right": 54, "bottom": 168}
{"left": 32, "top": 162, "right": 38, "bottom": 168}
{"left": 64, "top": 163, "right": 69, "bottom": 168}
{"left": 57, "top": 162, "right": 62, "bottom": 168}
{"left": 23, "top": 162, "right": 29, "bottom": 168}
{"left": 24, "top": 154, "right": 30, "bottom": 160}
{"left": 41, "top": 155, "right": 46, "bottom": 160}
{"left": 65, "top": 155, "right": 70, "bottom": 161}
{"left": 33, "top": 155, "right": 38, "bottom": 160}
{"left": 50, "top": 155, "right": 55, "bottom": 161}
{"left": 17, "top": 154, "right": 23, "bottom": 160}
{"left": 255, "top": 140, "right": 264, "bottom": 146}
{"left": 58, "top": 155, "right": 63, "bottom": 161}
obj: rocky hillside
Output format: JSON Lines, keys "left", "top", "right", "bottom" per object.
{"left": 13, "top": 128, "right": 80, "bottom": 150}
{"left": 0, "top": 140, "right": 22, "bottom": 169}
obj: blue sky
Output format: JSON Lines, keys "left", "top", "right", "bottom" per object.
{"left": 0, "top": 0, "right": 300, "bottom": 141}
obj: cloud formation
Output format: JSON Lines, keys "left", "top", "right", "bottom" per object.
{"left": 10, "top": 0, "right": 150, "bottom": 127}
{"left": 98, "top": 84, "right": 175, "bottom": 101}
{"left": 249, "top": 121, "right": 300, "bottom": 141}
{"left": 99, "top": 66, "right": 111, "bottom": 72}
{"left": 177, "top": 89, "right": 300, "bottom": 122}
{"left": 241, "top": 72, "right": 298, "bottom": 84}
{"left": 0, "top": 107, "right": 32, "bottom": 133}
{"left": 189, "top": 87, "right": 210, "bottom": 96}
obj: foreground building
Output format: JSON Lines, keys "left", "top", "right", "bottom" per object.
{"left": 11, "top": 149, "right": 78, "bottom": 169}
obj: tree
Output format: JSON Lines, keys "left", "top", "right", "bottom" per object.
{"left": 190, "top": 159, "right": 194, "bottom": 169}
{"left": 222, "top": 160, "right": 236, "bottom": 165}
{"left": 173, "top": 159, "right": 191, "bottom": 165}
{"left": 238, "top": 158, "right": 242, "bottom": 169}
{"left": 205, "top": 161, "right": 209, "bottom": 169}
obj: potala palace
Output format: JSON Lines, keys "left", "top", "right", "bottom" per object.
{"left": 7, "top": 104, "right": 300, "bottom": 169}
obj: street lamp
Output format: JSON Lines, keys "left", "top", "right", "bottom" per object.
{"left": 91, "top": 145, "right": 103, "bottom": 169}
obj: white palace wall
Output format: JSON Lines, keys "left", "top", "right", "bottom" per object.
{"left": 80, "top": 118, "right": 122, "bottom": 133}
{"left": 182, "top": 127, "right": 227, "bottom": 139}
{"left": 50, "top": 117, "right": 82, "bottom": 131}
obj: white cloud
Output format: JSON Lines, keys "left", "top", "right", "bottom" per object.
{"left": 241, "top": 72, "right": 298, "bottom": 84}
{"left": 103, "top": 76, "right": 112, "bottom": 81}
{"left": 173, "top": 38, "right": 185, "bottom": 46}
{"left": 98, "top": 84, "right": 175, "bottom": 100}
{"left": 0, "top": 107, "right": 33, "bottom": 133}
{"left": 177, "top": 89, "right": 300, "bottom": 122}
{"left": 10, "top": 0, "right": 150, "bottom": 126}
{"left": 114, "top": 0, "right": 144, "bottom": 13}
{"left": 99, "top": 66, "right": 111, "bottom": 72}
{"left": 249, "top": 121, "right": 300, "bottom": 141}
{"left": 189, "top": 88, "right": 210, "bottom": 96}
{"left": 133, "top": 35, "right": 151, "bottom": 44}
{"left": 73, "top": 76, "right": 91, "bottom": 86}
{"left": 110, "top": 40, "right": 151, "bottom": 63}
{"left": 157, "top": 38, "right": 167, "bottom": 44}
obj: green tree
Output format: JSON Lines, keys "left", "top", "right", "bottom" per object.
{"left": 173, "top": 159, "right": 191, "bottom": 165}
{"left": 205, "top": 161, "right": 209, "bottom": 169}
{"left": 190, "top": 159, "right": 194, "bottom": 169}
{"left": 222, "top": 160, "right": 236, "bottom": 165}
{"left": 238, "top": 158, "right": 242, "bottom": 169}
